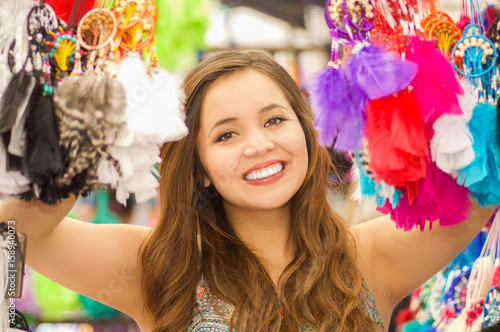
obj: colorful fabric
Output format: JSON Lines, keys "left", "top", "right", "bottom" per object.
{"left": 186, "top": 275, "right": 384, "bottom": 331}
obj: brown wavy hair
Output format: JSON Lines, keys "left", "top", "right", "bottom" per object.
{"left": 141, "top": 50, "right": 380, "bottom": 331}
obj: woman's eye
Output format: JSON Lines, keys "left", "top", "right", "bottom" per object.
{"left": 265, "top": 116, "right": 287, "bottom": 127}
{"left": 216, "top": 131, "right": 236, "bottom": 142}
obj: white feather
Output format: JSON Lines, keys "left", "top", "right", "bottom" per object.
{"left": 96, "top": 157, "right": 122, "bottom": 186}
{"left": 350, "top": 163, "right": 363, "bottom": 202}
{"left": 0, "top": 0, "right": 32, "bottom": 53}
{"left": 100, "top": 56, "right": 188, "bottom": 205}
{"left": 116, "top": 57, "right": 188, "bottom": 146}
{"left": 431, "top": 114, "right": 475, "bottom": 174}
{"left": 377, "top": 181, "right": 397, "bottom": 204}
{"left": 7, "top": 76, "right": 35, "bottom": 157}
{"left": 0, "top": 142, "right": 30, "bottom": 196}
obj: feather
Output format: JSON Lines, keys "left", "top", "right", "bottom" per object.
{"left": 54, "top": 72, "right": 127, "bottom": 196}
{"left": 24, "top": 83, "right": 65, "bottom": 204}
{"left": 351, "top": 153, "right": 402, "bottom": 207}
{"left": 431, "top": 114, "right": 475, "bottom": 174}
{"left": 101, "top": 57, "right": 188, "bottom": 205}
{"left": 311, "top": 65, "right": 351, "bottom": 148}
{"left": 0, "top": 142, "right": 30, "bottom": 197}
{"left": 115, "top": 56, "right": 188, "bottom": 145}
{"left": 7, "top": 76, "right": 35, "bottom": 158}
{"left": 497, "top": 95, "right": 500, "bottom": 145}
{"left": 378, "top": 161, "right": 471, "bottom": 231}
{"left": 0, "top": 62, "right": 12, "bottom": 100}
{"left": 457, "top": 103, "right": 500, "bottom": 206}
{"left": 332, "top": 80, "right": 367, "bottom": 152}
{"left": 349, "top": 161, "right": 363, "bottom": 202}
{"left": 365, "top": 90, "right": 429, "bottom": 188}
{"left": 346, "top": 44, "right": 418, "bottom": 100}
{"left": 0, "top": 70, "right": 33, "bottom": 134}
{"left": 0, "top": 0, "right": 32, "bottom": 37}
{"left": 46, "top": 0, "right": 96, "bottom": 26}
{"left": 406, "top": 37, "right": 464, "bottom": 127}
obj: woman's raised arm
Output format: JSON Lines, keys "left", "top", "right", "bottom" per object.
{"left": 352, "top": 201, "right": 496, "bottom": 326}
{"left": 0, "top": 197, "right": 152, "bottom": 323}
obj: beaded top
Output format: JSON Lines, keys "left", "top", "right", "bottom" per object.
{"left": 186, "top": 275, "right": 384, "bottom": 331}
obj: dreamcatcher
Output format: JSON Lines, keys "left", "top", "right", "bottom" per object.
{"left": 0, "top": 0, "right": 188, "bottom": 205}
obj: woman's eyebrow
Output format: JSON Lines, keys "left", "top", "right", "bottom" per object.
{"left": 208, "top": 103, "right": 290, "bottom": 138}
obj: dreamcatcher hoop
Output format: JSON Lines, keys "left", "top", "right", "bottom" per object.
{"left": 452, "top": 24, "right": 497, "bottom": 78}
{"left": 77, "top": 8, "right": 117, "bottom": 51}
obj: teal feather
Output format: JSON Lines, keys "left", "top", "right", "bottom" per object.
{"left": 457, "top": 103, "right": 500, "bottom": 206}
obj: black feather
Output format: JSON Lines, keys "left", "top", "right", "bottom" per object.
{"left": 482, "top": 320, "right": 500, "bottom": 332}
{"left": 0, "top": 70, "right": 33, "bottom": 134}
{"left": 24, "top": 83, "right": 66, "bottom": 205}
{"left": 1, "top": 131, "right": 23, "bottom": 171}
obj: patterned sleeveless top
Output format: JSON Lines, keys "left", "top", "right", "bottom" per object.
{"left": 186, "top": 275, "right": 384, "bottom": 331}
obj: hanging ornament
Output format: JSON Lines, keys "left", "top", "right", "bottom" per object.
{"left": 21, "top": 2, "right": 70, "bottom": 204}
{"left": 452, "top": 0, "right": 498, "bottom": 104}
{"left": 311, "top": 37, "right": 357, "bottom": 151}
{"left": 53, "top": 7, "right": 125, "bottom": 196}
{"left": 97, "top": 55, "right": 188, "bottom": 204}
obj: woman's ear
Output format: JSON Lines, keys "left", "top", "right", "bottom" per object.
{"left": 204, "top": 178, "right": 211, "bottom": 187}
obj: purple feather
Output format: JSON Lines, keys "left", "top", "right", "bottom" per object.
{"left": 311, "top": 66, "right": 350, "bottom": 148}
{"left": 347, "top": 44, "right": 418, "bottom": 100}
{"left": 335, "top": 81, "right": 368, "bottom": 151}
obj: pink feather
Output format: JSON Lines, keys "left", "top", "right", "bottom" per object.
{"left": 378, "top": 161, "right": 471, "bottom": 231}
{"left": 406, "top": 37, "right": 464, "bottom": 128}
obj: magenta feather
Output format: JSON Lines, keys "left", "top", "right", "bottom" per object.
{"left": 346, "top": 44, "right": 418, "bottom": 100}
{"left": 378, "top": 160, "right": 471, "bottom": 231}
{"left": 406, "top": 37, "right": 464, "bottom": 126}
{"left": 312, "top": 65, "right": 363, "bottom": 151}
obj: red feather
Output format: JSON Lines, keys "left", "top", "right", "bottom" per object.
{"left": 47, "top": 0, "right": 96, "bottom": 25}
{"left": 365, "top": 89, "right": 429, "bottom": 189}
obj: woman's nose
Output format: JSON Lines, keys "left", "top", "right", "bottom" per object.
{"left": 243, "top": 131, "right": 275, "bottom": 158}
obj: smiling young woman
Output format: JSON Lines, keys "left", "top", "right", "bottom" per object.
{"left": 141, "top": 50, "right": 379, "bottom": 331}
{"left": 0, "top": 50, "right": 495, "bottom": 332}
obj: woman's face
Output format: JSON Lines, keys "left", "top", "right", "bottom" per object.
{"left": 197, "top": 69, "right": 308, "bottom": 211}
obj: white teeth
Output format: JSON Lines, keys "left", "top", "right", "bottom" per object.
{"left": 244, "top": 163, "right": 284, "bottom": 181}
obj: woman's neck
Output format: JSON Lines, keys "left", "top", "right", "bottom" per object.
{"left": 223, "top": 200, "right": 296, "bottom": 285}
